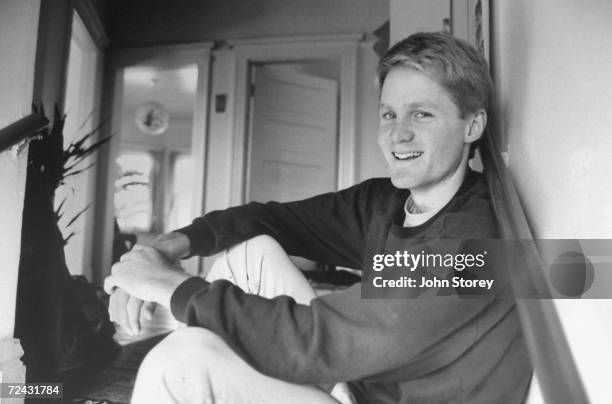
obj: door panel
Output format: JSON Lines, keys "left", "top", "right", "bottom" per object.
{"left": 247, "top": 65, "right": 338, "bottom": 203}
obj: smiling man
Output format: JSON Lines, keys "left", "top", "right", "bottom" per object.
{"left": 105, "top": 33, "right": 531, "bottom": 403}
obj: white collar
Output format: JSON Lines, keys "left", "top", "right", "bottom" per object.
{"left": 402, "top": 197, "right": 437, "bottom": 227}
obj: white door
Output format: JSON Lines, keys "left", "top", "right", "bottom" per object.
{"left": 247, "top": 65, "right": 338, "bottom": 203}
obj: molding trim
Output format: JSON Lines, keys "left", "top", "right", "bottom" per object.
{"left": 229, "top": 33, "right": 364, "bottom": 47}
{"left": 72, "top": 0, "right": 109, "bottom": 49}
{"left": 481, "top": 135, "right": 589, "bottom": 404}
{"left": 228, "top": 35, "right": 361, "bottom": 205}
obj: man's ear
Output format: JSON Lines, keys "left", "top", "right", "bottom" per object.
{"left": 464, "top": 109, "right": 487, "bottom": 144}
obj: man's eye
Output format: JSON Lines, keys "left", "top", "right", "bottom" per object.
{"left": 414, "top": 111, "right": 433, "bottom": 120}
{"left": 381, "top": 111, "right": 396, "bottom": 120}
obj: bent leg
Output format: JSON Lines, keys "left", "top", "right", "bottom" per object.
{"left": 135, "top": 236, "right": 354, "bottom": 403}
{"left": 131, "top": 327, "right": 340, "bottom": 404}
{"left": 205, "top": 234, "right": 317, "bottom": 304}
{"left": 202, "top": 235, "right": 355, "bottom": 403}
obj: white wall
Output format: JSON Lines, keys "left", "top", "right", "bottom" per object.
{"left": 493, "top": 0, "right": 612, "bottom": 238}
{"left": 0, "top": 0, "right": 41, "bottom": 382}
{"left": 492, "top": 1, "right": 612, "bottom": 402}
{"left": 32, "top": 0, "right": 72, "bottom": 112}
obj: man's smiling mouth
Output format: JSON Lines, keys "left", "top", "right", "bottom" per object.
{"left": 392, "top": 152, "right": 423, "bottom": 160}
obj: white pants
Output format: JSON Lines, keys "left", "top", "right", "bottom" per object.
{"left": 131, "top": 235, "right": 355, "bottom": 404}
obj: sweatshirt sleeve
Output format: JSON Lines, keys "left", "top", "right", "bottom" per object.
{"left": 171, "top": 277, "right": 510, "bottom": 384}
{"left": 174, "top": 179, "right": 382, "bottom": 269}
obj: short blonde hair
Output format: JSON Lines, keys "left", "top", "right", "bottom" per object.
{"left": 376, "top": 32, "right": 492, "bottom": 119}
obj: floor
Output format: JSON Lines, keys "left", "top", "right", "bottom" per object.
{"left": 66, "top": 307, "right": 178, "bottom": 404}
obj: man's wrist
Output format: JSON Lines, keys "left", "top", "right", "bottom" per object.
{"left": 157, "top": 270, "right": 192, "bottom": 309}
{"left": 150, "top": 232, "right": 191, "bottom": 262}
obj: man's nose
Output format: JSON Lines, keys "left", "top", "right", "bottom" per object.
{"left": 390, "top": 120, "right": 415, "bottom": 142}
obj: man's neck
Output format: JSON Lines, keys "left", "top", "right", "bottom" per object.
{"left": 409, "top": 164, "right": 468, "bottom": 216}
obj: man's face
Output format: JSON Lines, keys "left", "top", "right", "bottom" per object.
{"left": 378, "top": 67, "right": 471, "bottom": 191}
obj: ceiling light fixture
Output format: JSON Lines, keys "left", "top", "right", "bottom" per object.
{"left": 134, "top": 77, "right": 169, "bottom": 136}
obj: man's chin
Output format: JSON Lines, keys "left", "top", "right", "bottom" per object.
{"left": 389, "top": 175, "right": 418, "bottom": 190}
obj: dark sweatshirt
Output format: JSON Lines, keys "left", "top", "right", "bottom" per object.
{"left": 172, "top": 171, "right": 532, "bottom": 403}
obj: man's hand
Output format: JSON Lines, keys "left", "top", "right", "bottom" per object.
{"left": 107, "top": 232, "right": 191, "bottom": 335}
{"left": 105, "top": 245, "right": 191, "bottom": 307}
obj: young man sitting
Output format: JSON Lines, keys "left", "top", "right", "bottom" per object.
{"left": 105, "top": 32, "right": 532, "bottom": 403}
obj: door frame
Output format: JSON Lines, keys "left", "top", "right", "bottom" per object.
{"left": 61, "top": 7, "right": 106, "bottom": 281}
{"left": 227, "top": 34, "right": 361, "bottom": 205}
{"left": 93, "top": 42, "right": 213, "bottom": 283}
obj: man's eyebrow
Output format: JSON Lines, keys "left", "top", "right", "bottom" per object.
{"left": 410, "top": 101, "right": 435, "bottom": 108}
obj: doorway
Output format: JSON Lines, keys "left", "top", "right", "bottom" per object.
{"left": 92, "top": 43, "right": 213, "bottom": 283}
{"left": 114, "top": 64, "right": 198, "bottom": 239}
{"left": 227, "top": 35, "right": 360, "bottom": 206}
{"left": 227, "top": 38, "right": 358, "bottom": 274}
{"left": 246, "top": 62, "right": 339, "bottom": 203}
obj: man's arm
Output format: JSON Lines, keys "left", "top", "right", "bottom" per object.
{"left": 168, "top": 277, "right": 514, "bottom": 384}
{"left": 104, "top": 247, "right": 509, "bottom": 385}
{"left": 175, "top": 179, "right": 384, "bottom": 268}
{"left": 109, "top": 178, "right": 383, "bottom": 336}
{"left": 150, "top": 232, "right": 191, "bottom": 261}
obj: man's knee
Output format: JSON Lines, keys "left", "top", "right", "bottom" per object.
{"left": 132, "top": 327, "right": 229, "bottom": 403}
{"left": 136, "top": 328, "right": 234, "bottom": 402}
{"left": 140, "top": 327, "right": 227, "bottom": 377}
{"left": 246, "top": 234, "right": 284, "bottom": 256}
{"left": 222, "top": 235, "right": 286, "bottom": 270}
